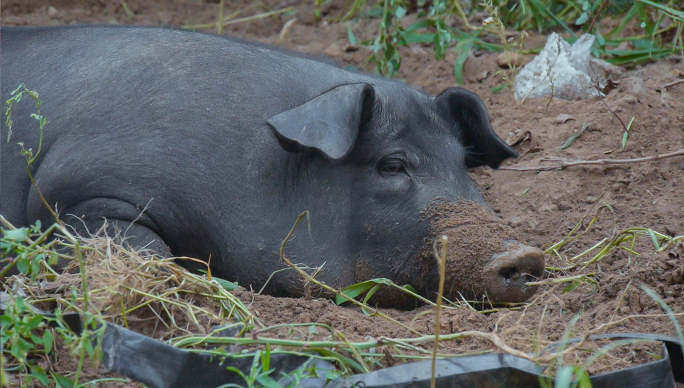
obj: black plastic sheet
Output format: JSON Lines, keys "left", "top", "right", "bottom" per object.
{"left": 95, "top": 323, "right": 684, "bottom": 388}
{"left": 100, "top": 322, "right": 335, "bottom": 387}
{"left": 2, "top": 296, "right": 682, "bottom": 388}
{"left": 330, "top": 334, "right": 680, "bottom": 388}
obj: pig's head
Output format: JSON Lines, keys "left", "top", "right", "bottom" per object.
{"left": 266, "top": 82, "right": 544, "bottom": 307}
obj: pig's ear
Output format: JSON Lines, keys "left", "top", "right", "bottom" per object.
{"left": 436, "top": 87, "right": 518, "bottom": 169}
{"left": 267, "top": 83, "right": 374, "bottom": 161}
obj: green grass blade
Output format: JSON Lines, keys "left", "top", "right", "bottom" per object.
{"left": 640, "top": 285, "right": 684, "bottom": 360}
{"left": 347, "top": 24, "right": 357, "bottom": 45}
{"left": 606, "top": 4, "right": 639, "bottom": 38}
{"left": 636, "top": 0, "right": 684, "bottom": 22}
{"left": 528, "top": 0, "right": 576, "bottom": 36}
{"left": 561, "top": 122, "right": 589, "bottom": 149}
{"left": 453, "top": 39, "right": 473, "bottom": 85}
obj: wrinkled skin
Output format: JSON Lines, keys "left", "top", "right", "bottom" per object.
{"left": 1, "top": 26, "right": 536, "bottom": 307}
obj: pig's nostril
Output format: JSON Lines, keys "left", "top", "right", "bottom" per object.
{"left": 499, "top": 267, "right": 520, "bottom": 284}
{"left": 484, "top": 244, "right": 545, "bottom": 302}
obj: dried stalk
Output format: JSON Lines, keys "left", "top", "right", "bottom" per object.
{"left": 500, "top": 148, "right": 684, "bottom": 172}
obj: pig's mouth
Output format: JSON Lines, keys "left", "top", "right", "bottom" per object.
{"left": 421, "top": 200, "right": 545, "bottom": 304}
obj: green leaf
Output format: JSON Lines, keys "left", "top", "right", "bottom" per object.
{"left": 256, "top": 374, "right": 281, "bottom": 388}
{"left": 595, "top": 29, "right": 605, "bottom": 46}
{"left": 636, "top": 0, "right": 684, "bottom": 22}
{"left": 314, "top": 348, "right": 365, "bottom": 373}
{"left": 528, "top": 0, "right": 576, "bottom": 36}
{"left": 394, "top": 6, "right": 406, "bottom": 19}
{"left": 30, "top": 220, "right": 42, "bottom": 233}
{"left": 213, "top": 277, "right": 239, "bottom": 291}
{"left": 577, "top": 367, "right": 592, "bottom": 388}
{"left": 336, "top": 282, "right": 374, "bottom": 304}
{"left": 347, "top": 25, "right": 357, "bottom": 46}
{"left": 561, "top": 282, "right": 580, "bottom": 294}
{"left": 325, "top": 369, "right": 343, "bottom": 380}
{"left": 575, "top": 12, "right": 589, "bottom": 26}
{"left": 3, "top": 228, "right": 28, "bottom": 242}
{"left": 43, "top": 330, "right": 54, "bottom": 354}
{"left": 336, "top": 279, "right": 392, "bottom": 305}
{"left": 51, "top": 373, "right": 74, "bottom": 388}
{"left": 606, "top": 4, "right": 638, "bottom": 38}
{"left": 11, "top": 84, "right": 25, "bottom": 95}
{"left": 31, "top": 333, "right": 43, "bottom": 344}
{"left": 490, "top": 83, "right": 509, "bottom": 93}
{"left": 48, "top": 252, "right": 59, "bottom": 266}
{"left": 225, "top": 366, "right": 247, "bottom": 380}
{"left": 31, "top": 256, "right": 41, "bottom": 275}
{"left": 262, "top": 343, "right": 271, "bottom": 371}
{"left": 402, "top": 33, "right": 435, "bottom": 44}
{"left": 626, "top": 116, "right": 635, "bottom": 131}
{"left": 561, "top": 122, "right": 589, "bottom": 149}
{"left": 647, "top": 229, "right": 660, "bottom": 250}
{"left": 453, "top": 39, "right": 473, "bottom": 85}
{"left": 0, "top": 315, "right": 13, "bottom": 327}
{"left": 27, "top": 315, "right": 44, "bottom": 330}
{"left": 30, "top": 365, "right": 50, "bottom": 386}
{"left": 554, "top": 365, "right": 575, "bottom": 388}
{"left": 405, "top": 19, "right": 434, "bottom": 32}
{"left": 621, "top": 132, "right": 629, "bottom": 149}
{"left": 361, "top": 284, "right": 382, "bottom": 316}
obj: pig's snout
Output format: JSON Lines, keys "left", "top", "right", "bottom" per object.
{"left": 482, "top": 241, "right": 545, "bottom": 303}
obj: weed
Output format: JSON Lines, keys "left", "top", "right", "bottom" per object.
{"left": 367, "top": 0, "right": 408, "bottom": 76}
{"left": 336, "top": 0, "right": 684, "bottom": 84}
{"left": 4, "top": 85, "right": 62, "bottom": 227}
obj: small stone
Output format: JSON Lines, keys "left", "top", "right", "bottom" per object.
{"left": 557, "top": 201, "right": 572, "bottom": 211}
{"left": 323, "top": 43, "right": 343, "bottom": 57}
{"left": 585, "top": 195, "right": 598, "bottom": 203}
{"left": 507, "top": 216, "right": 525, "bottom": 228}
{"left": 619, "top": 95, "right": 638, "bottom": 105}
{"left": 475, "top": 71, "right": 489, "bottom": 82}
{"left": 495, "top": 52, "right": 530, "bottom": 69}
{"left": 539, "top": 204, "right": 558, "bottom": 212}
{"left": 47, "top": 6, "right": 59, "bottom": 18}
{"left": 555, "top": 114, "right": 575, "bottom": 124}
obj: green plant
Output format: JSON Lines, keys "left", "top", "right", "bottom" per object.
{"left": 345, "top": 0, "right": 683, "bottom": 83}
{"left": 5, "top": 84, "right": 62, "bottom": 226}
{"left": 2, "top": 85, "right": 107, "bottom": 387}
{"left": 0, "top": 296, "right": 54, "bottom": 386}
{"left": 221, "top": 345, "right": 280, "bottom": 388}
{"left": 0, "top": 220, "right": 61, "bottom": 279}
{"left": 367, "top": 0, "right": 409, "bottom": 76}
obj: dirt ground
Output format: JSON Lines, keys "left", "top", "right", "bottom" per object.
{"left": 3, "top": 0, "right": 684, "bottom": 385}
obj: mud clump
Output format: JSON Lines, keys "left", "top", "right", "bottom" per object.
{"left": 424, "top": 201, "right": 544, "bottom": 303}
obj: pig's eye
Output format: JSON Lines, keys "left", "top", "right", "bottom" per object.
{"left": 378, "top": 158, "right": 407, "bottom": 175}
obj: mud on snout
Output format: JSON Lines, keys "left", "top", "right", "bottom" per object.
{"left": 422, "top": 201, "right": 545, "bottom": 303}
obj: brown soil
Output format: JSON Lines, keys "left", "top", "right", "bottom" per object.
{"left": 3, "top": 0, "right": 684, "bottom": 386}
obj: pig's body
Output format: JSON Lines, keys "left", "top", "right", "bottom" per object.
{"left": 1, "top": 25, "right": 542, "bottom": 305}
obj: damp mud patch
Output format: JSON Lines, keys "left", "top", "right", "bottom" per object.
{"left": 423, "top": 200, "right": 545, "bottom": 303}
